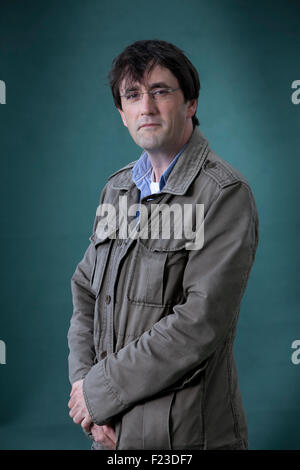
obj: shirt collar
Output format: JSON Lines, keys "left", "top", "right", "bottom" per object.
{"left": 132, "top": 143, "right": 187, "bottom": 192}
{"left": 110, "top": 127, "right": 210, "bottom": 196}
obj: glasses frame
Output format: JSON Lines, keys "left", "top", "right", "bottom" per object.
{"left": 120, "top": 87, "right": 181, "bottom": 103}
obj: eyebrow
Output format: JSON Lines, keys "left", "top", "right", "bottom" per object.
{"left": 124, "top": 82, "right": 171, "bottom": 93}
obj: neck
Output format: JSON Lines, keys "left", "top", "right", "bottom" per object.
{"left": 148, "top": 121, "right": 194, "bottom": 182}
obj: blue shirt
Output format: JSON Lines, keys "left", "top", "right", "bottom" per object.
{"left": 132, "top": 144, "right": 187, "bottom": 219}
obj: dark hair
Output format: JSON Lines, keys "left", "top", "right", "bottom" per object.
{"left": 108, "top": 39, "right": 200, "bottom": 127}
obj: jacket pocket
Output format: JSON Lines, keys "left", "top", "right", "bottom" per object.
{"left": 127, "top": 239, "right": 188, "bottom": 307}
{"left": 142, "top": 392, "right": 176, "bottom": 449}
{"left": 116, "top": 363, "right": 208, "bottom": 450}
{"left": 168, "top": 364, "right": 207, "bottom": 449}
{"left": 89, "top": 232, "right": 112, "bottom": 298}
{"left": 116, "top": 392, "right": 176, "bottom": 450}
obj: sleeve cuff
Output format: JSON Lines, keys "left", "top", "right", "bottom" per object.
{"left": 83, "top": 359, "right": 127, "bottom": 425}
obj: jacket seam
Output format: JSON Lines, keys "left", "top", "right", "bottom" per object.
{"left": 108, "top": 160, "right": 137, "bottom": 181}
{"left": 212, "top": 159, "right": 239, "bottom": 187}
{"left": 201, "top": 368, "right": 207, "bottom": 449}
{"left": 227, "top": 257, "right": 253, "bottom": 439}
{"left": 101, "top": 360, "right": 126, "bottom": 407}
{"left": 142, "top": 403, "right": 145, "bottom": 449}
{"left": 83, "top": 378, "right": 97, "bottom": 424}
{"left": 176, "top": 142, "right": 209, "bottom": 194}
{"left": 242, "top": 183, "right": 259, "bottom": 257}
{"left": 168, "top": 391, "right": 176, "bottom": 449}
{"left": 99, "top": 360, "right": 126, "bottom": 412}
{"left": 98, "top": 240, "right": 115, "bottom": 354}
{"left": 226, "top": 336, "right": 240, "bottom": 440}
{"left": 83, "top": 361, "right": 126, "bottom": 425}
{"left": 107, "top": 241, "right": 118, "bottom": 354}
{"left": 224, "top": 181, "right": 256, "bottom": 441}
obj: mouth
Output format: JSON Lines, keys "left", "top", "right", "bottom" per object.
{"left": 139, "top": 124, "right": 160, "bottom": 129}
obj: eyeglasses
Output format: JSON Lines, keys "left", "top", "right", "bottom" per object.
{"left": 120, "top": 87, "right": 180, "bottom": 104}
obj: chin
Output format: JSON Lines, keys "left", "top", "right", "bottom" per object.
{"left": 133, "top": 129, "right": 167, "bottom": 149}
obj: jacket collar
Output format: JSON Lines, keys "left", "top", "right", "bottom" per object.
{"left": 111, "top": 127, "right": 210, "bottom": 195}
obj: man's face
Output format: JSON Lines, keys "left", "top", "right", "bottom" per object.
{"left": 117, "top": 65, "right": 197, "bottom": 154}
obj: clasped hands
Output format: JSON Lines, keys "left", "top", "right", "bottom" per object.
{"left": 68, "top": 379, "right": 116, "bottom": 450}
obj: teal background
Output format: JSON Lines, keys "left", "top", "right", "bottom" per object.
{"left": 0, "top": 0, "right": 299, "bottom": 450}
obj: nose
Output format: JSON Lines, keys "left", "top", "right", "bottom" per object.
{"left": 140, "top": 92, "right": 158, "bottom": 115}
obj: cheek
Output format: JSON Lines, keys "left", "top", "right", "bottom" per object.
{"left": 122, "top": 110, "right": 135, "bottom": 128}
{"left": 127, "top": 120, "right": 139, "bottom": 139}
{"left": 168, "top": 112, "right": 185, "bottom": 132}
{"left": 164, "top": 104, "right": 186, "bottom": 127}
{"left": 125, "top": 117, "right": 135, "bottom": 132}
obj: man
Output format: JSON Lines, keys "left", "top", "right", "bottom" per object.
{"left": 67, "top": 39, "right": 259, "bottom": 450}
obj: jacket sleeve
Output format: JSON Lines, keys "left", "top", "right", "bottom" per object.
{"left": 67, "top": 185, "right": 107, "bottom": 385}
{"left": 82, "top": 180, "right": 259, "bottom": 424}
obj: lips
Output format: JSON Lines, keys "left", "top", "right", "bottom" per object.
{"left": 139, "top": 123, "right": 160, "bottom": 129}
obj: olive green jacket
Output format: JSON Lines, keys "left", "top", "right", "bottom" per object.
{"left": 68, "top": 127, "right": 259, "bottom": 450}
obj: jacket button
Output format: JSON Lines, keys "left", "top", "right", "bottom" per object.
{"left": 206, "top": 160, "right": 216, "bottom": 169}
{"left": 105, "top": 295, "right": 111, "bottom": 304}
{"left": 100, "top": 351, "right": 107, "bottom": 359}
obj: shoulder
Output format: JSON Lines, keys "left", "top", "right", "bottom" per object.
{"left": 107, "top": 160, "right": 137, "bottom": 181}
{"left": 95, "top": 160, "right": 137, "bottom": 204}
{"left": 202, "top": 149, "right": 250, "bottom": 189}
{"left": 95, "top": 160, "right": 138, "bottom": 197}
{"left": 201, "top": 149, "right": 258, "bottom": 225}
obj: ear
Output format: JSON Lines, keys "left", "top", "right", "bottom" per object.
{"left": 186, "top": 99, "right": 198, "bottom": 120}
{"left": 117, "top": 108, "right": 128, "bottom": 128}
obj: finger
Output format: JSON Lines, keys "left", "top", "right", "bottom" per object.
{"left": 72, "top": 409, "right": 86, "bottom": 425}
{"left": 81, "top": 415, "right": 93, "bottom": 432}
{"left": 70, "top": 381, "right": 81, "bottom": 396}
{"left": 101, "top": 434, "right": 116, "bottom": 450}
{"left": 103, "top": 425, "right": 117, "bottom": 444}
{"left": 69, "top": 402, "right": 81, "bottom": 419}
{"left": 68, "top": 397, "right": 76, "bottom": 408}
{"left": 68, "top": 396, "right": 79, "bottom": 411}
{"left": 91, "top": 426, "right": 104, "bottom": 442}
{"left": 68, "top": 392, "right": 80, "bottom": 408}
{"left": 70, "top": 387, "right": 79, "bottom": 398}
{"left": 69, "top": 405, "right": 77, "bottom": 419}
{"left": 91, "top": 427, "right": 115, "bottom": 449}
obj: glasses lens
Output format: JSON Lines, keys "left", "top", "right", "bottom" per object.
{"left": 125, "top": 92, "right": 141, "bottom": 103}
{"left": 123, "top": 88, "right": 175, "bottom": 104}
{"left": 152, "top": 89, "right": 170, "bottom": 101}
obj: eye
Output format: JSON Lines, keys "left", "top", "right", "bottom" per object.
{"left": 153, "top": 89, "right": 169, "bottom": 96}
{"left": 126, "top": 92, "right": 140, "bottom": 100}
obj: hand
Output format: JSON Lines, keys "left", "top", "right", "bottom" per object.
{"left": 91, "top": 424, "right": 116, "bottom": 450}
{"left": 68, "top": 379, "right": 92, "bottom": 432}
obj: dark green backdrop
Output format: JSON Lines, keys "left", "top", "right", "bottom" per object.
{"left": 0, "top": 0, "right": 299, "bottom": 450}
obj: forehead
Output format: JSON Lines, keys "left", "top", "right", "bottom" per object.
{"left": 119, "top": 64, "right": 179, "bottom": 93}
